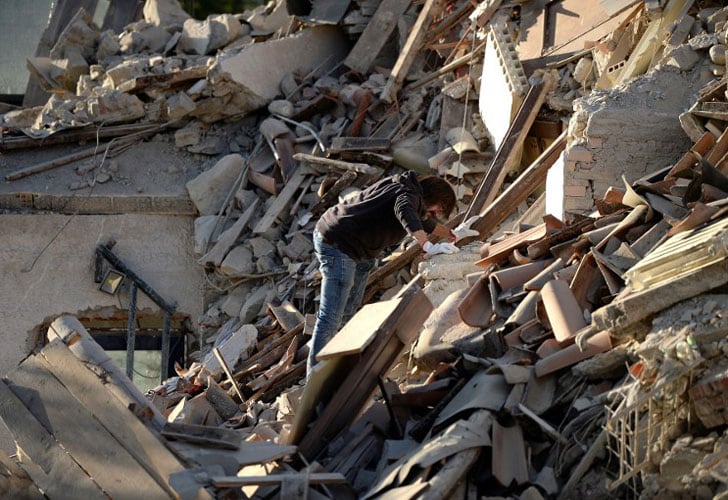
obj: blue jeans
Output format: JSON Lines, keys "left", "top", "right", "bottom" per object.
{"left": 307, "top": 229, "right": 375, "bottom": 376}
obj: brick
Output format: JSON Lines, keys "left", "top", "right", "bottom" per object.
{"left": 566, "top": 146, "right": 593, "bottom": 163}
{"left": 564, "top": 184, "right": 587, "bottom": 197}
{"left": 587, "top": 136, "right": 605, "bottom": 148}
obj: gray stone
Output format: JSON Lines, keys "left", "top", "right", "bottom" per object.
{"left": 664, "top": 45, "right": 701, "bottom": 71}
{"left": 220, "top": 245, "right": 255, "bottom": 276}
{"left": 220, "top": 283, "right": 253, "bottom": 318}
{"left": 200, "top": 26, "right": 349, "bottom": 122}
{"left": 186, "top": 154, "right": 244, "bottom": 215}
{"left": 235, "top": 189, "right": 260, "bottom": 210}
{"left": 193, "top": 215, "right": 223, "bottom": 255}
{"left": 167, "top": 91, "right": 196, "bottom": 120}
{"left": 202, "top": 323, "right": 258, "bottom": 377}
{"left": 187, "top": 135, "right": 227, "bottom": 155}
{"left": 256, "top": 254, "right": 279, "bottom": 273}
{"left": 248, "top": 236, "right": 276, "bottom": 258}
{"left": 239, "top": 283, "right": 276, "bottom": 324}
{"left": 268, "top": 99, "right": 294, "bottom": 117}
{"left": 709, "top": 44, "right": 727, "bottom": 65}
{"left": 175, "top": 122, "right": 205, "bottom": 147}
{"left": 143, "top": 0, "right": 190, "bottom": 27}
{"left": 179, "top": 14, "right": 242, "bottom": 55}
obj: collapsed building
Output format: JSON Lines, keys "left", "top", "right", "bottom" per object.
{"left": 2, "top": 0, "right": 728, "bottom": 498}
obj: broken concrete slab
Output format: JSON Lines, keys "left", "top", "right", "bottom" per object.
{"left": 186, "top": 154, "right": 245, "bottom": 216}
{"left": 200, "top": 26, "right": 350, "bottom": 122}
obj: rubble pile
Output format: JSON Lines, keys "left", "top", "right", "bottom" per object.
{"left": 4, "top": 0, "right": 728, "bottom": 498}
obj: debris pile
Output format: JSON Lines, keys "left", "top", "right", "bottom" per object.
{"left": 3, "top": 0, "right": 728, "bottom": 498}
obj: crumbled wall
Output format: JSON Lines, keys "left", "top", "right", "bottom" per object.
{"left": 553, "top": 66, "right": 705, "bottom": 215}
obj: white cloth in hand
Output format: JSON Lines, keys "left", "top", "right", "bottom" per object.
{"left": 422, "top": 241, "right": 460, "bottom": 256}
{"left": 451, "top": 216, "right": 480, "bottom": 242}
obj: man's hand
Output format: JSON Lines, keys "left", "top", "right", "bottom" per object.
{"left": 422, "top": 241, "right": 460, "bottom": 256}
{"left": 450, "top": 216, "right": 480, "bottom": 242}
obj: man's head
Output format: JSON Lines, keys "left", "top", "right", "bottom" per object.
{"left": 419, "top": 175, "right": 456, "bottom": 220}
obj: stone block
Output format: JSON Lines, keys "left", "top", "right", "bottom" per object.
{"left": 143, "top": 0, "right": 190, "bottom": 27}
{"left": 220, "top": 245, "right": 255, "bottom": 276}
{"left": 186, "top": 153, "right": 244, "bottom": 215}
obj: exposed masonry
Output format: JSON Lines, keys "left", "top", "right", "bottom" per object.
{"left": 557, "top": 66, "right": 702, "bottom": 215}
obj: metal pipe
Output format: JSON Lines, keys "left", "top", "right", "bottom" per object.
{"left": 272, "top": 114, "right": 327, "bottom": 153}
{"left": 126, "top": 282, "right": 137, "bottom": 380}
{"left": 161, "top": 310, "right": 172, "bottom": 382}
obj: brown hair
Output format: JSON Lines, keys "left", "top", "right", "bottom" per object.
{"left": 419, "top": 175, "right": 456, "bottom": 218}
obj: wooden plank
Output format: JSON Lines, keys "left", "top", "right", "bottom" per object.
{"left": 470, "top": 131, "right": 567, "bottom": 240}
{"left": 47, "top": 315, "right": 167, "bottom": 431}
{"left": 39, "top": 340, "right": 190, "bottom": 499}
{"left": 616, "top": 0, "right": 693, "bottom": 85}
{"left": 0, "top": 381, "right": 105, "bottom": 498}
{"left": 253, "top": 168, "right": 307, "bottom": 234}
{"left": 6, "top": 356, "right": 168, "bottom": 498}
{"left": 298, "top": 284, "right": 432, "bottom": 459}
{"left": 162, "top": 422, "right": 242, "bottom": 450}
{"left": 198, "top": 198, "right": 261, "bottom": 267}
{"left": 344, "top": 0, "right": 412, "bottom": 74}
{"left": 0, "top": 450, "right": 45, "bottom": 499}
{"left": 463, "top": 72, "right": 555, "bottom": 219}
{"left": 381, "top": 0, "right": 440, "bottom": 102}
{"left": 317, "top": 296, "right": 404, "bottom": 360}
{"left": 0, "top": 123, "right": 159, "bottom": 152}
{"left": 210, "top": 473, "right": 347, "bottom": 487}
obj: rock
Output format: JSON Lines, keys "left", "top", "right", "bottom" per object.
{"left": 193, "top": 215, "right": 223, "bottom": 255}
{"left": 199, "top": 26, "right": 349, "bottom": 122}
{"left": 239, "top": 283, "right": 276, "bottom": 324}
{"left": 248, "top": 237, "right": 276, "bottom": 259}
{"left": 187, "top": 135, "right": 227, "bottom": 155}
{"left": 175, "top": 121, "right": 205, "bottom": 147}
{"left": 220, "top": 284, "right": 252, "bottom": 318}
{"left": 178, "top": 14, "right": 242, "bottom": 55}
{"left": 709, "top": 44, "right": 727, "bottom": 65}
{"left": 573, "top": 56, "right": 594, "bottom": 84}
{"left": 202, "top": 323, "right": 258, "bottom": 377}
{"left": 167, "top": 91, "right": 196, "bottom": 120}
{"left": 663, "top": 45, "right": 701, "bottom": 71}
{"left": 268, "top": 99, "right": 294, "bottom": 117}
{"left": 120, "top": 20, "right": 171, "bottom": 54}
{"left": 220, "top": 245, "right": 255, "bottom": 276}
{"left": 143, "top": 0, "right": 190, "bottom": 27}
{"left": 186, "top": 154, "right": 245, "bottom": 215}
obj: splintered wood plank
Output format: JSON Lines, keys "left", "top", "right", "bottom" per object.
{"left": 199, "top": 198, "right": 260, "bottom": 267}
{"left": 0, "top": 381, "right": 105, "bottom": 498}
{"left": 463, "top": 73, "right": 555, "bottom": 219}
{"left": 299, "top": 284, "right": 433, "bottom": 459}
{"left": 316, "top": 296, "right": 403, "bottom": 360}
{"left": 381, "top": 0, "right": 440, "bottom": 102}
{"left": 253, "top": 168, "right": 307, "bottom": 234}
{"left": 344, "top": 0, "right": 411, "bottom": 73}
{"left": 39, "top": 340, "right": 189, "bottom": 499}
{"left": 5, "top": 355, "right": 169, "bottom": 498}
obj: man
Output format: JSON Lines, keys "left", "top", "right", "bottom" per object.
{"left": 307, "top": 170, "right": 459, "bottom": 376}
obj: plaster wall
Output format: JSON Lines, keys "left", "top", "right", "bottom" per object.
{"left": 0, "top": 213, "right": 205, "bottom": 376}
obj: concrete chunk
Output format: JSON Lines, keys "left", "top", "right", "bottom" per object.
{"left": 202, "top": 323, "right": 258, "bottom": 377}
{"left": 143, "top": 0, "right": 191, "bottom": 27}
{"left": 186, "top": 154, "right": 244, "bottom": 215}
{"left": 201, "top": 26, "right": 349, "bottom": 121}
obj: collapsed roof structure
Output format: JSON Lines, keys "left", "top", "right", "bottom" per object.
{"left": 2, "top": 0, "right": 728, "bottom": 498}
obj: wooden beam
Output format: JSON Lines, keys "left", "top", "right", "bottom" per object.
{"left": 381, "top": 0, "right": 440, "bottom": 102}
{"left": 463, "top": 72, "right": 556, "bottom": 220}
{"left": 344, "top": 0, "right": 411, "bottom": 74}
{"left": 6, "top": 355, "right": 170, "bottom": 498}
{"left": 198, "top": 199, "right": 261, "bottom": 267}
{"left": 0, "top": 381, "right": 106, "bottom": 498}
{"left": 253, "top": 168, "right": 308, "bottom": 234}
{"left": 298, "top": 283, "right": 432, "bottom": 459}
{"left": 471, "top": 131, "right": 567, "bottom": 239}
{"left": 39, "top": 340, "right": 191, "bottom": 499}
